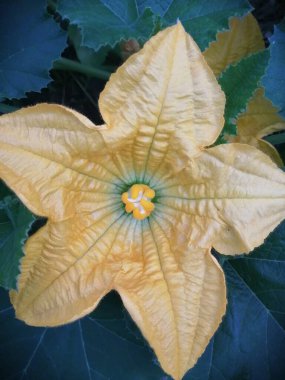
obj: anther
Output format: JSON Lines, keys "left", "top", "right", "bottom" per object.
{"left": 121, "top": 184, "right": 155, "bottom": 220}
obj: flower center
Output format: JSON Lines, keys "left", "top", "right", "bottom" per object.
{"left": 121, "top": 184, "right": 155, "bottom": 220}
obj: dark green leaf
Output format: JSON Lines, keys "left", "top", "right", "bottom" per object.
{"left": 0, "top": 290, "right": 165, "bottom": 380}
{"left": 160, "top": 0, "right": 251, "bottom": 50}
{"left": 0, "top": 180, "right": 12, "bottom": 199}
{"left": 0, "top": 0, "right": 66, "bottom": 101}
{"left": 137, "top": 0, "right": 172, "bottom": 16}
{"left": 0, "top": 196, "right": 34, "bottom": 289}
{"left": 68, "top": 25, "right": 110, "bottom": 68}
{"left": 227, "top": 220, "right": 285, "bottom": 330}
{"left": 276, "top": 143, "right": 285, "bottom": 163}
{"left": 218, "top": 49, "right": 269, "bottom": 137}
{"left": 0, "top": 103, "right": 19, "bottom": 114}
{"left": 184, "top": 221, "right": 285, "bottom": 379}
{"left": 57, "top": 0, "right": 251, "bottom": 54}
{"left": 57, "top": 0, "right": 155, "bottom": 51}
{"left": 263, "top": 20, "right": 285, "bottom": 118}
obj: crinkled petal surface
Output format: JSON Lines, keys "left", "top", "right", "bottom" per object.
{"left": 11, "top": 210, "right": 126, "bottom": 326}
{"left": 11, "top": 210, "right": 226, "bottom": 380}
{"left": 0, "top": 104, "right": 125, "bottom": 221}
{"left": 2, "top": 22, "right": 285, "bottom": 380}
{"left": 99, "top": 22, "right": 225, "bottom": 180}
{"left": 158, "top": 143, "right": 285, "bottom": 254}
{"left": 204, "top": 13, "right": 265, "bottom": 77}
{"left": 115, "top": 223, "right": 226, "bottom": 380}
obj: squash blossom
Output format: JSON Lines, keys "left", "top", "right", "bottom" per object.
{"left": 1, "top": 23, "right": 285, "bottom": 380}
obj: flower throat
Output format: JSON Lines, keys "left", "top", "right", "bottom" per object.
{"left": 121, "top": 184, "right": 155, "bottom": 220}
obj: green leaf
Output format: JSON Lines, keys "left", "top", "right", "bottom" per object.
{"left": 218, "top": 49, "right": 269, "bottom": 137}
{"left": 0, "top": 196, "right": 34, "bottom": 290}
{"left": 263, "top": 20, "right": 285, "bottom": 118}
{"left": 63, "top": 0, "right": 251, "bottom": 52}
{"left": 68, "top": 25, "right": 110, "bottom": 68}
{"left": 227, "top": 221, "right": 285, "bottom": 330}
{"left": 137, "top": 0, "right": 173, "bottom": 16}
{"left": 0, "top": 0, "right": 66, "bottom": 101}
{"left": 0, "top": 180, "right": 12, "bottom": 199}
{"left": 0, "top": 289, "right": 165, "bottom": 379}
{"left": 184, "top": 221, "right": 285, "bottom": 379}
{"left": 276, "top": 143, "right": 285, "bottom": 163}
{"left": 57, "top": 0, "right": 155, "bottom": 51}
{"left": 160, "top": 0, "right": 251, "bottom": 50}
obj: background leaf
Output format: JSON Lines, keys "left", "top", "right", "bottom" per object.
{"left": 160, "top": 0, "right": 251, "bottom": 50}
{"left": 263, "top": 19, "right": 285, "bottom": 117}
{"left": 0, "top": 0, "right": 66, "bottom": 101}
{"left": 0, "top": 182, "right": 34, "bottom": 289}
{"left": 137, "top": 0, "right": 173, "bottom": 16}
{"left": 218, "top": 49, "right": 269, "bottom": 137}
{"left": 57, "top": 0, "right": 155, "bottom": 51}
{"left": 57, "top": 0, "right": 251, "bottom": 54}
{"left": 184, "top": 221, "right": 285, "bottom": 380}
{"left": 0, "top": 290, "right": 165, "bottom": 380}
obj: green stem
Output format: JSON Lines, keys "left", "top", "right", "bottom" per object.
{"left": 53, "top": 58, "right": 111, "bottom": 81}
{"left": 70, "top": 73, "right": 98, "bottom": 109}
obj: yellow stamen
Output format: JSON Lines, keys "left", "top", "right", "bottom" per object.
{"left": 121, "top": 184, "right": 155, "bottom": 220}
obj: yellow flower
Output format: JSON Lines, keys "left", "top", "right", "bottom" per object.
{"left": 1, "top": 23, "right": 285, "bottom": 380}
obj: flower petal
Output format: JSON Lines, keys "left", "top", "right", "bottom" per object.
{"left": 158, "top": 143, "right": 285, "bottom": 254}
{"left": 115, "top": 218, "right": 226, "bottom": 380}
{"left": 228, "top": 136, "right": 284, "bottom": 167}
{"left": 204, "top": 13, "right": 265, "bottom": 77}
{"left": 0, "top": 104, "right": 124, "bottom": 221}
{"left": 99, "top": 23, "right": 225, "bottom": 180}
{"left": 235, "top": 88, "right": 285, "bottom": 137}
{"left": 226, "top": 88, "right": 285, "bottom": 165}
{"left": 10, "top": 208, "right": 128, "bottom": 326}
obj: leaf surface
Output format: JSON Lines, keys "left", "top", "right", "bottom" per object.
{"left": 227, "top": 87, "right": 285, "bottom": 166}
{"left": 218, "top": 49, "right": 269, "bottom": 136}
{"left": 182, "top": 221, "right": 285, "bottom": 379}
{"left": 204, "top": 13, "right": 264, "bottom": 76}
{"left": 0, "top": 0, "right": 66, "bottom": 100}
{"left": 263, "top": 20, "right": 285, "bottom": 117}
{"left": 0, "top": 196, "right": 34, "bottom": 290}
{"left": 160, "top": 0, "right": 251, "bottom": 50}
{"left": 57, "top": 0, "right": 251, "bottom": 52}
{"left": 0, "top": 289, "right": 165, "bottom": 380}
{"left": 57, "top": 0, "right": 154, "bottom": 51}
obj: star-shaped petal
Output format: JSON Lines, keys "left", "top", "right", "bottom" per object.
{"left": 1, "top": 23, "right": 285, "bottom": 380}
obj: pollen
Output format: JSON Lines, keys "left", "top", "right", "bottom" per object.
{"left": 121, "top": 184, "right": 155, "bottom": 220}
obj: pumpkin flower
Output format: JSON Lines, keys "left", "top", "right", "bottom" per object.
{"left": 1, "top": 23, "right": 285, "bottom": 380}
